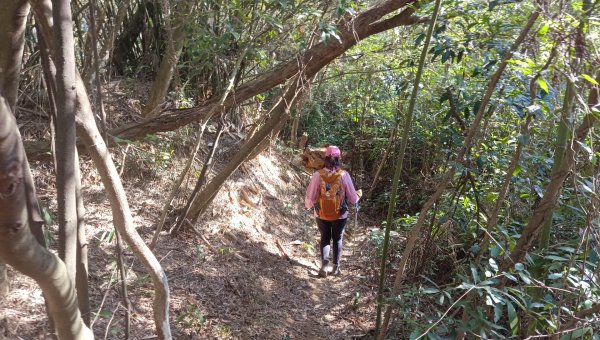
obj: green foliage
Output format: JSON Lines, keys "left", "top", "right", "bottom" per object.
{"left": 31, "top": 0, "right": 600, "bottom": 337}
{"left": 98, "top": 230, "right": 115, "bottom": 244}
{"left": 177, "top": 303, "right": 206, "bottom": 329}
{"left": 393, "top": 214, "right": 419, "bottom": 231}
{"left": 369, "top": 228, "right": 404, "bottom": 260}
{"left": 302, "top": 241, "right": 315, "bottom": 255}
{"left": 218, "top": 246, "right": 232, "bottom": 256}
{"left": 318, "top": 0, "right": 600, "bottom": 337}
{"left": 114, "top": 134, "right": 178, "bottom": 179}
{"left": 40, "top": 205, "right": 55, "bottom": 246}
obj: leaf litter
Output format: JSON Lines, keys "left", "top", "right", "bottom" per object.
{"left": 0, "top": 127, "right": 378, "bottom": 339}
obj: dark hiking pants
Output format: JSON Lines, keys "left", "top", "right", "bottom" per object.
{"left": 316, "top": 218, "right": 347, "bottom": 266}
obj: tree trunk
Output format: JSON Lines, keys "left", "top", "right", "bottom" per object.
{"left": 476, "top": 46, "right": 556, "bottom": 263}
{"left": 457, "top": 53, "right": 555, "bottom": 339}
{"left": 500, "top": 77, "right": 599, "bottom": 273}
{"left": 87, "top": 0, "right": 107, "bottom": 134}
{"left": 0, "top": 261, "right": 8, "bottom": 296}
{"left": 537, "top": 81, "right": 572, "bottom": 248}
{"left": 111, "top": 1, "right": 162, "bottom": 75}
{"left": 75, "top": 157, "right": 91, "bottom": 325}
{"left": 537, "top": 0, "right": 589, "bottom": 248}
{"left": 97, "top": 0, "right": 130, "bottom": 72}
{"left": 0, "top": 97, "right": 92, "bottom": 340}
{"left": 0, "top": 0, "right": 30, "bottom": 298}
{"left": 109, "top": 0, "right": 421, "bottom": 140}
{"left": 52, "top": 0, "right": 80, "bottom": 284}
{"left": 151, "top": 47, "right": 248, "bottom": 247}
{"left": 289, "top": 109, "right": 301, "bottom": 147}
{"left": 246, "top": 104, "right": 295, "bottom": 162}
{"left": 74, "top": 78, "right": 172, "bottom": 339}
{"left": 375, "top": 0, "right": 442, "bottom": 336}
{"left": 0, "top": 0, "right": 29, "bottom": 111}
{"left": 23, "top": 0, "right": 423, "bottom": 161}
{"left": 172, "top": 122, "right": 224, "bottom": 234}
{"left": 31, "top": 0, "right": 172, "bottom": 337}
{"left": 143, "top": 1, "right": 195, "bottom": 117}
{"left": 186, "top": 75, "right": 307, "bottom": 222}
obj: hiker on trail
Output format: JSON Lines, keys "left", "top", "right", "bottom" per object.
{"left": 305, "top": 145, "right": 359, "bottom": 277}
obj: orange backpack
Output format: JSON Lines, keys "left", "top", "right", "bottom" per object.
{"left": 318, "top": 169, "right": 345, "bottom": 220}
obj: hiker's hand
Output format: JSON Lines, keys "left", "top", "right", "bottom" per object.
{"left": 356, "top": 189, "right": 363, "bottom": 199}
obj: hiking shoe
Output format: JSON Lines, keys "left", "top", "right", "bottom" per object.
{"left": 318, "top": 267, "right": 328, "bottom": 278}
{"left": 318, "top": 261, "right": 329, "bottom": 278}
{"left": 332, "top": 265, "right": 341, "bottom": 276}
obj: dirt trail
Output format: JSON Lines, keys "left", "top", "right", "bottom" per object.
{"left": 0, "top": 150, "right": 378, "bottom": 339}
{"left": 155, "top": 152, "right": 377, "bottom": 339}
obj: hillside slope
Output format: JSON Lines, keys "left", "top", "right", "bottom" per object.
{"left": 0, "top": 139, "right": 378, "bottom": 339}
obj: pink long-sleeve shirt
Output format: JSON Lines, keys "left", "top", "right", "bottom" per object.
{"left": 305, "top": 167, "right": 359, "bottom": 219}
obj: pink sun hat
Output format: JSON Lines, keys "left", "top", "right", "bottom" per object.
{"left": 325, "top": 145, "right": 341, "bottom": 158}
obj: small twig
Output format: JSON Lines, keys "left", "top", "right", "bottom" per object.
{"left": 523, "top": 325, "right": 593, "bottom": 339}
{"left": 91, "top": 267, "right": 118, "bottom": 327}
{"left": 118, "top": 144, "right": 130, "bottom": 177}
{"left": 200, "top": 234, "right": 217, "bottom": 254}
{"left": 114, "top": 230, "right": 131, "bottom": 339}
{"left": 475, "top": 221, "right": 507, "bottom": 261}
{"left": 157, "top": 250, "right": 173, "bottom": 264}
{"left": 275, "top": 239, "right": 291, "bottom": 261}
{"left": 16, "top": 106, "right": 49, "bottom": 117}
{"left": 103, "top": 302, "right": 122, "bottom": 340}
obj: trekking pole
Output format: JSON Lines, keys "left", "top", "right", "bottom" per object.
{"left": 354, "top": 189, "right": 362, "bottom": 234}
{"left": 354, "top": 202, "right": 359, "bottom": 232}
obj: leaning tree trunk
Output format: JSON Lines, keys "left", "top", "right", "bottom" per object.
{"left": 155, "top": 48, "right": 248, "bottom": 241}
{"left": 537, "top": 0, "right": 590, "bottom": 249}
{"left": 75, "top": 78, "right": 171, "bottom": 339}
{"left": 23, "top": 0, "right": 424, "bottom": 161}
{"left": 31, "top": 0, "right": 172, "bottom": 337}
{"left": 500, "top": 76, "right": 599, "bottom": 274}
{"left": 475, "top": 47, "right": 556, "bottom": 262}
{"left": 186, "top": 75, "right": 307, "bottom": 222}
{"left": 375, "top": 0, "right": 441, "bottom": 336}
{"left": 0, "top": 97, "right": 92, "bottom": 339}
{"left": 143, "top": 0, "right": 195, "bottom": 117}
{"left": 108, "top": 0, "right": 421, "bottom": 140}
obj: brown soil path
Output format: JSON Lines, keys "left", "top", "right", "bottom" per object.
{"left": 0, "top": 152, "right": 378, "bottom": 339}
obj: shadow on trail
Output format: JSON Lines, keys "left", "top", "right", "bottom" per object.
{"left": 154, "top": 227, "right": 371, "bottom": 339}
